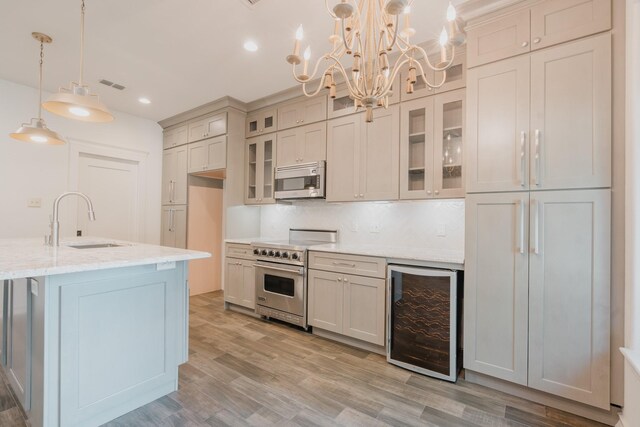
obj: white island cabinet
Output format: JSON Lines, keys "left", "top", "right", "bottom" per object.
{"left": 0, "top": 238, "right": 209, "bottom": 427}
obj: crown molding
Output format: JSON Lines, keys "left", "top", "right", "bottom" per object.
{"left": 158, "top": 96, "right": 248, "bottom": 130}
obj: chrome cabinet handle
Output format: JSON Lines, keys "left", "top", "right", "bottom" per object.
{"left": 534, "top": 129, "right": 541, "bottom": 187}
{"left": 532, "top": 199, "right": 540, "bottom": 255}
{"left": 169, "top": 209, "right": 174, "bottom": 232}
{"left": 517, "top": 199, "right": 525, "bottom": 254}
{"left": 520, "top": 131, "right": 526, "bottom": 187}
{"left": 333, "top": 261, "right": 356, "bottom": 267}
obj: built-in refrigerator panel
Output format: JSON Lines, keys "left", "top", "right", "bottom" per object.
{"left": 387, "top": 265, "right": 462, "bottom": 382}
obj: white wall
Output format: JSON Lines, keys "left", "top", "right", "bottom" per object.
{"left": 0, "top": 78, "right": 162, "bottom": 244}
{"left": 260, "top": 199, "right": 465, "bottom": 250}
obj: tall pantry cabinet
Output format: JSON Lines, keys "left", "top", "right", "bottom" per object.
{"left": 463, "top": 0, "right": 612, "bottom": 411}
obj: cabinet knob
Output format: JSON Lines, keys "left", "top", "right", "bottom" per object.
{"left": 354, "top": 194, "right": 358, "bottom": 198}
{"left": 521, "top": 41, "right": 529, "bottom": 47}
{"left": 300, "top": 119, "right": 304, "bottom": 123}
{"left": 435, "top": 190, "right": 440, "bottom": 195}
{"left": 344, "top": 277, "right": 349, "bottom": 282}
{"left": 533, "top": 37, "right": 541, "bottom": 44}
{"left": 427, "top": 190, "right": 432, "bottom": 195}
{"left": 359, "top": 194, "right": 363, "bottom": 198}
{"left": 337, "top": 278, "right": 342, "bottom": 282}
{"left": 296, "top": 120, "right": 300, "bottom": 123}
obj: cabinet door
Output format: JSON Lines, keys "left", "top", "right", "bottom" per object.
{"left": 246, "top": 112, "right": 260, "bottom": 138}
{"left": 400, "top": 97, "right": 434, "bottom": 199}
{"left": 308, "top": 270, "right": 343, "bottom": 334}
{"left": 161, "top": 207, "right": 175, "bottom": 247}
{"left": 435, "top": 49, "right": 467, "bottom": 94}
{"left": 360, "top": 105, "right": 400, "bottom": 201}
{"left": 299, "top": 122, "right": 327, "bottom": 163}
{"left": 261, "top": 109, "right": 277, "bottom": 134}
{"left": 343, "top": 275, "right": 385, "bottom": 346}
{"left": 464, "top": 192, "right": 529, "bottom": 385}
{"left": 224, "top": 259, "right": 242, "bottom": 305}
{"left": 162, "top": 146, "right": 188, "bottom": 205}
{"left": 467, "top": 55, "right": 530, "bottom": 193}
{"left": 187, "top": 141, "right": 208, "bottom": 174}
{"left": 301, "top": 96, "right": 327, "bottom": 125}
{"left": 245, "top": 139, "right": 260, "bottom": 204}
{"left": 205, "top": 136, "right": 227, "bottom": 171}
{"left": 327, "top": 115, "right": 361, "bottom": 202}
{"left": 188, "top": 119, "right": 206, "bottom": 143}
{"left": 530, "top": 0, "right": 611, "bottom": 51}
{"left": 327, "top": 87, "right": 356, "bottom": 119}
{"left": 528, "top": 189, "right": 610, "bottom": 409}
{"left": 278, "top": 102, "right": 300, "bottom": 130}
{"left": 240, "top": 261, "right": 255, "bottom": 310}
{"left": 203, "top": 113, "right": 227, "bottom": 139}
{"left": 163, "top": 129, "right": 175, "bottom": 150}
{"left": 433, "top": 89, "right": 465, "bottom": 198}
{"left": 164, "top": 125, "right": 188, "bottom": 149}
{"left": 261, "top": 135, "right": 276, "bottom": 203}
{"left": 6, "top": 278, "right": 32, "bottom": 411}
{"left": 276, "top": 128, "right": 298, "bottom": 166}
{"left": 530, "top": 34, "right": 611, "bottom": 190}
{"left": 466, "top": 9, "right": 531, "bottom": 68}
{"left": 161, "top": 206, "right": 187, "bottom": 249}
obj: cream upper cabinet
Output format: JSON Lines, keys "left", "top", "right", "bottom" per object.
{"left": 530, "top": 0, "right": 611, "bottom": 51}
{"left": 308, "top": 269, "right": 344, "bottom": 334}
{"left": 327, "top": 106, "right": 399, "bottom": 202}
{"left": 162, "top": 145, "right": 188, "bottom": 205}
{"left": 327, "top": 87, "right": 356, "bottom": 120}
{"left": 529, "top": 34, "right": 611, "bottom": 190}
{"left": 163, "top": 125, "right": 188, "bottom": 150}
{"left": 342, "top": 274, "right": 385, "bottom": 346}
{"left": 188, "top": 113, "right": 227, "bottom": 143}
{"left": 360, "top": 105, "right": 400, "bottom": 201}
{"left": 276, "top": 122, "right": 326, "bottom": 167}
{"left": 246, "top": 108, "right": 277, "bottom": 138}
{"left": 467, "top": 55, "right": 530, "bottom": 193}
{"left": 161, "top": 205, "right": 187, "bottom": 249}
{"left": 400, "top": 97, "right": 435, "bottom": 199}
{"left": 278, "top": 97, "right": 327, "bottom": 130}
{"left": 464, "top": 192, "right": 529, "bottom": 385}
{"left": 245, "top": 134, "right": 276, "bottom": 205}
{"left": 528, "top": 189, "right": 611, "bottom": 409}
{"left": 326, "top": 114, "right": 361, "bottom": 202}
{"left": 187, "top": 135, "right": 227, "bottom": 174}
{"left": 466, "top": 9, "right": 531, "bottom": 68}
{"left": 433, "top": 89, "right": 465, "bottom": 198}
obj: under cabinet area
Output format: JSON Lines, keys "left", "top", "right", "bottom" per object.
{"left": 224, "top": 244, "right": 255, "bottom": 310}
{"left": 276, "top": 122, "right": 326, "bottom": 166}
{"left": 308, "top": 252, "right": 386, "bottom": 347}
{"left": 245, "top": 134, "right": 276, "bottom": 204}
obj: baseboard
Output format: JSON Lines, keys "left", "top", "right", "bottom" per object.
{"left": 224, "top": 302, "right": 260, "bottom": 318}
{"left": 465, "top": 370, "right": 621, "bottom": 426}
{"left": 312, "top": 328, "right": 386, "bottom": 356}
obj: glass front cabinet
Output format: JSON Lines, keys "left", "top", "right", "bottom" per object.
{"left": 245, "top": 134, "right": 276, "bottom": 205}
{"left": 400, "top": 88, "right": 465, "bottom": 199}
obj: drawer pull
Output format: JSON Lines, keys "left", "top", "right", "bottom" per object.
{"left": 333, "top": 261, "right": 356, "bottom": 268}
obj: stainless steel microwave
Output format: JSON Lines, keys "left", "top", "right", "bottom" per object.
{"left": 274, "top": 161, "right": 326, "bottom": 200}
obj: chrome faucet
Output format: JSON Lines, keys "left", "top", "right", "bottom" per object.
{"left": 48, "top": 192, "right": 96, "bottom": 247}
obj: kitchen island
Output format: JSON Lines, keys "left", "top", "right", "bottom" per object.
{"left": 0, "top": 238, "right": 209, "bottom": 427}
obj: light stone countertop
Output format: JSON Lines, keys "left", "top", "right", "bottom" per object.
{"left": 224, "top": 237, "right": 263, "bottom": 245}
{"left": 309, "top": 243, "right": 464, "bottom": 267}
{"left": 0, "top": 237, "right": 210, "bottom": 280}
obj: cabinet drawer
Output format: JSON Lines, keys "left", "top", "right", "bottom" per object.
{"left": 308, "top": 252, "right": 386, "bottom": 278}
{"left": 225, "top": 243, "right": 255, "bottom": 260}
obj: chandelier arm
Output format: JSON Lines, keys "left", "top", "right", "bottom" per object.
{"left": 414, "top": 45, "right": 457, "bottom": 72}
{"left": 414, "top": 60, "right": 448, "bottom": 89}
{"left": 388, "top": 15, "right": 400, "bottom": 53}
{"left": 325, "top": 0, "right": 338, "bottom": 19}
{"left": 378, "top": 56, "right": 412, "bottom": 95}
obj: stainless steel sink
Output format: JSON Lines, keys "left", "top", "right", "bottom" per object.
{"left": 67, "top": 243, "right": 123, "bottom": 249}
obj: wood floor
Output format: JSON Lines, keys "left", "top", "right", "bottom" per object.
{"left": 0, "top": 290, "right": 608, "bottom": 426}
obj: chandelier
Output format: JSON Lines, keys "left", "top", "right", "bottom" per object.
{"left": 287, "top": 0, "right": 465, "bottom": 122}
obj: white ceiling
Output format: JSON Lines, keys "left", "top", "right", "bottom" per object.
{"left": 1, "top": 0, "right": 465, "bottom": 122}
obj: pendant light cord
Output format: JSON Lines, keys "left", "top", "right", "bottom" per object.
{"left": 79, "top": 0, "right": 85, "bottom": 86}
{"left": 38, "top": 40, "right": 44, "bottom": 120}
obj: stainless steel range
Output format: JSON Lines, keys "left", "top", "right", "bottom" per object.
{"left": 252, "top": 229, "right": 337, "bottom": 329}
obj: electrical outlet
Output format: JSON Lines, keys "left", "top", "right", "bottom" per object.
{"left": 27, "top": 198, "right": 42, "bottom": 208}
{"left": 369, "top": 223, "right": 381, "bottom": 233}
{"left": 437, "top": 224, "right": 446, "bottom": 237}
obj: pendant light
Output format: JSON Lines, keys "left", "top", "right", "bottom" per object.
{"left": 42, "top": 0, "right": 113, "bottom": 122}
{"left": 10, "top": 33, "right": 66, "bottom": 145}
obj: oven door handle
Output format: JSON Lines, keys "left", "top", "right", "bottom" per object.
{"left": 253, "top": 263, "right": 304, "bottom": 275}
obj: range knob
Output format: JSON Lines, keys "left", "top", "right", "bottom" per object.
{"left": 291, "top": 253, "right": 299, "bottom": 261}
{"left": 253, "top": 249, "right": 260, "bottom": 255}
{"left": 268, "top": 250, "right": 275, "bottom": 257}
{"left": 274, "top": 251, "right": 281, "bottom": 257}
{"left": 281, "top": 252, "right": 289, "bottom": 259}
{"left": 261, "top": 249, "right": 267, "bottom": 256}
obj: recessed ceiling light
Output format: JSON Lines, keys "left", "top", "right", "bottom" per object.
{"left": 244, "top": 40, "right": 258, "bottom": 52}
{"left": 138, "top": 97, "right": 151, "bottom": 105}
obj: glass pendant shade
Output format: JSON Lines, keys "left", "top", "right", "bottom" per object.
{"left": 9, "top": 32, "right": 67, "bottom": 146}
{"left": 42, "top": 0, "right": 114, "bottom": 123}
{"left": 11, "top": 118, "right": 66, "bottom": 145}
{"left": 43, "top": 82, "right": 113, "bottom": 122}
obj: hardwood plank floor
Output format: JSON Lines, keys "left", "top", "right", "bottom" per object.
{"left": 0, "top": 290, "right": 609, "bottom": 426}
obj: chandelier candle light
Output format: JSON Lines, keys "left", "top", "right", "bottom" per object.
{"left": 43, "top": 0, "right": 113, "bottom": 122}
{"left": 287, "top": 0, "right": 465, "bottom": 122}
{"left": 10, "top": 33, "right": 66, "bottom": 145}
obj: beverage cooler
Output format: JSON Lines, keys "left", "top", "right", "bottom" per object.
{"left": 387, "top": 265, "right": 463, "bottom": 382}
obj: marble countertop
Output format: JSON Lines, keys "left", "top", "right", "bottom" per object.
{"left": 224, "top": 237, "right": 262, "bottom": 245}
{"left": 309, "top": 243, "right": 464, "bottom": 266}
{"left": 0, "top": 237, "right": 210, "bottom": 280}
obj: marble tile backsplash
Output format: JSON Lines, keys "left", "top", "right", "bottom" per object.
{"left": 259, "top": 199, "right": 465, "bottom": 251}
